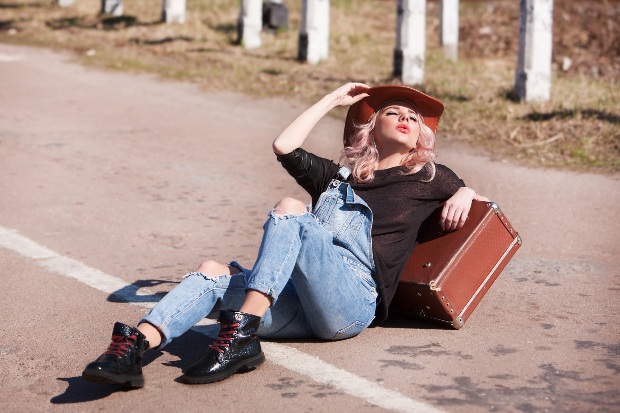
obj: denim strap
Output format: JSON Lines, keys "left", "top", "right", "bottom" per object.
{"left": 337, "top": 166, "right": 351, "bottom": 181}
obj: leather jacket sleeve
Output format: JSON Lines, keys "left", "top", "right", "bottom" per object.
{"left": 276, "top": 148, "right": 340, "bottom": 206}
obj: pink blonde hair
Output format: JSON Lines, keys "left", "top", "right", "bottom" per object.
{"left": 340, "top": 106, "right": 437, "bottom": 183}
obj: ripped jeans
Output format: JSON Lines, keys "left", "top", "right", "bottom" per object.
{"left": 140, "top": 176, "right": 378, "bottom": 345}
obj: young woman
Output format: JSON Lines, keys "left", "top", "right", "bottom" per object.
{"left": 82, "top": 83, "right": 486, "bottom": 388}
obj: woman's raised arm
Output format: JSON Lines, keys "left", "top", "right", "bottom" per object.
{"left": 272, "top": 83, "right": 370, "bottom": 155}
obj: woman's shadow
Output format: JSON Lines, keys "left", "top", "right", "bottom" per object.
{"left": 51, "top": 278, "right": 218, "bottom": 403}
{"left": 51, "top": 327, "right": 215, "bottom": 403}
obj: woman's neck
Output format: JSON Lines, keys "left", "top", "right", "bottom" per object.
{"left": 376, "top": 152, "right": 406, "bottom": 170}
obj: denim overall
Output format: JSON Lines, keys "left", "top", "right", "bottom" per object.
{"left": 141, "top": 167, "right": 378, "bottom": 344}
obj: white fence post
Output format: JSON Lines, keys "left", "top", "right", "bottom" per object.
{"left": 440, "top": 0, "right": 459, "bottom": 61}
{"left": 298, "top": 0, "right": 330, "bottom": 64}
{"left": 162, "top": 0, "right": 186, "bottom": 24}
{"left": 394, "top": 0, "right": 426, "bottom": 85}
{"left": 514, "top": 0, "right": 554, "bottom": 102}
{"left": 238, "top": 0, "right": 262, "bottom": 49}
{"left": 57, "top": 0, "right": 75, "bottom": 6}
{"left": 101, "top": 0, "right": 123, "bottom": 17}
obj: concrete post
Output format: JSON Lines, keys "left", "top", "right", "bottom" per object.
{"left": 162, "top": 0, "right": 186, "bottom": 24}
{"left": 514, "top": 0, "right": 554, "bottom": 102}
{"left": 298, "top": 0, "right": 330, "bottom": 64}
{"left": 394, "top": 0, "right": 426, "bottom": 85}
{"left": 263, "top": 0, "right": 289, "bottom": 31}
{"left": 440, "top": 0, "right": 459, "bottom": 61}
{"left": 57, "top": 0, "right": 75, "bottom": 6}
{"left": 238, "top": 0, "right": 262, "bottom": 49}
{"left": 101, "top": 0, "right": 123, "bottom": 17}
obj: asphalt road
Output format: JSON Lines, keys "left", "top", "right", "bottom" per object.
{"left": 1, "top": 43, "right": 618, "bottom": 413}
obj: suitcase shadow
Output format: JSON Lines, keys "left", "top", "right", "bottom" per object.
{"left": 379, "top": 312, "right": 454, "bottom": 330}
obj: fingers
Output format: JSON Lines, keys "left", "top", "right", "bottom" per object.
{"left": 335, "top": 82, "right": 368, "bottom": 95}
{"left": 455, "top": 204, "right": 471, "bottom": 229}
{"left": 440, "top": 204, "right": 457, "bottom": 232}
{"left": 440, "top": 187, "right": 478, "bottom": 231}
{"left": 349, "top": 92, "right": 370, "bottom": 104}
{"left": 330, "top": 83, "right": 371, "bottom": 107}
{"left": 440, "top": 203, "right": 471, "bottom": 232}
{"left": 347, "top": 82, "right": 371, "bottom": 91}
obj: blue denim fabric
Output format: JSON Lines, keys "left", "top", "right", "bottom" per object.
{"left": 140, "top": 168, "right": 378, "bottom": 344}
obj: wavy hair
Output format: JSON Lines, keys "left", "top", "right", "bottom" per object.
{"left": 340, "top": 106, "right": 437, "bottom": 183}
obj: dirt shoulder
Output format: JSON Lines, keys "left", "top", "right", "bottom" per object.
{"left": 0, "top": 0, "right": 618, "bottom": 173}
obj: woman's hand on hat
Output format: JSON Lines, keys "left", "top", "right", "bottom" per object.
{"left": 273, "top": 83, "right": 369, "bottom": 155}
{"left": 328, "top": 83, "right": 370, "bottom": 108}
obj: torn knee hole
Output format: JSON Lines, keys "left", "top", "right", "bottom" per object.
{"left": 272, "top": 197, "right": 307, "bottom": 215}
{"left": 272, "top": 208, "right": 295, "bottom": 216}
{"left": 183, "top": 272, "right": 225, "bottom": 284}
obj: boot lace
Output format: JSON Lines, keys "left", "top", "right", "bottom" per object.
{"left": 104, "top": 334, "right": 137, "bottom": 357}
{"left": 209, "top": 322, "right": 240, "bottom": 353}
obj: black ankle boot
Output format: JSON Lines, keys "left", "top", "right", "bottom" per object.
{"left": 180, "top": 310, "right": 265, "bottom": 384}
{"left": 82, "top": 322, "right": 149, "bottom": 388}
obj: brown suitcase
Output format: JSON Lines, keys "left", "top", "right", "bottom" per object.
{"left": 390, "top": 201, "right": 521, "bottom": 329}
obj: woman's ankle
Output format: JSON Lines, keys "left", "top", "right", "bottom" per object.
{"left": 137, "top": 322, "right": 163, "bottom": 349}
{"left": 239, "top": 290, "right": 271, "bottom": 318}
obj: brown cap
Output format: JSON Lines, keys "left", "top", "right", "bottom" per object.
{"left": 343, "top": 85, "right": 444, "bottom": 146}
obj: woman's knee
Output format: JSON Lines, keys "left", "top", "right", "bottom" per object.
{"left": 272, "top": 197, "right": 307, "bottom": 216}
{"left": 195, "top": 260, "right": 240, "bottom": 277}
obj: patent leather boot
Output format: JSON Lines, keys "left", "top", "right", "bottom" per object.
{"left": 180, "top": 310, "right": 265, "bottom": 384}
{"left": 82, "top": 322, "right": 149, "bottom": 388}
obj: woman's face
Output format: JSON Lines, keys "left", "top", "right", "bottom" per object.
{"left": 373, "top": 100, "right": 421, "bottom": 153}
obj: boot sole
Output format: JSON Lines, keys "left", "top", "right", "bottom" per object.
{"left": 180, "top": 352, "right": 266, "bottom": 384}
{"left": 82, "top": 368, "right": 145, "bottom": 388}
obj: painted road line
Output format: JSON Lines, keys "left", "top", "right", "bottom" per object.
{"left": 262, "top": 343, "right": 442, "bottom": 413}
{"left": 0, "top": 225, "right": 445, "bottom": 413}
{"left": 0, "top": 52, "right": 22, "bottom": 62}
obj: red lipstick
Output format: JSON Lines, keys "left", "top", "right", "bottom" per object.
{"left": 396, "top": 123, "right": 410, "bottom": 133}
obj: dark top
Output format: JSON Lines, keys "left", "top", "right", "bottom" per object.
{"left": 277, "top": 148, "right": 465, "bottom": 321}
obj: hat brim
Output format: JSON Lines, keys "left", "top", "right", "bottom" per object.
{"left": 343, "top": 85, "right": 444, "bottom": 146}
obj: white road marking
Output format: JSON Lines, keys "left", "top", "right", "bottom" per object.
{"left": 0, "top": 225, "right": 445, "bottom": 413}
{"left": 0, "top": 53, "right": 22, "bottom": 62}
{"left": 262, "top": 343, "right": 443, "bottom": 413}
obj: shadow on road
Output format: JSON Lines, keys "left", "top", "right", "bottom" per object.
{"left": 51, "top": 329, "right": 214, "bottom": 404}
{"left": 107, "top": 279, "right": 178, "bottom": 304}
{"left": 50, "top": 377, "right": 134, "bottom": 404}
{"left": 52, "top": 278, "right": 449, "bottom": 404}
{"left": 379, "top": 312, "right": 453, "bottom": 330}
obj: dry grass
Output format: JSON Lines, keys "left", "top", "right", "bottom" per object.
{"left": 1, "top": 0, "right": 618, "bottom": 173}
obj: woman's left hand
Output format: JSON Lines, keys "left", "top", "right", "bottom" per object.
{"left": 440, "top": 187, "right": 477, "bottom": 232}
{"left": 328, "top": 82, "right": 370, "bottom": 108}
